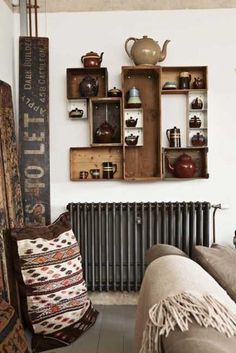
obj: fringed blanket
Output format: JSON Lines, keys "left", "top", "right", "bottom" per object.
{"left": 133, "top": 256, "right": 236, "bottom": 353}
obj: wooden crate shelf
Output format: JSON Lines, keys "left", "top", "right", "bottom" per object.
{"left": 70, "top": 147, "right": 123, "bottom": 181}
{"left": 163, "top": 147, "right": 209, "bottom": 179}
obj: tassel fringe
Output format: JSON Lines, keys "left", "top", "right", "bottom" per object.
{"left": 139, "top": 292, "right": 236, "bottom": 353}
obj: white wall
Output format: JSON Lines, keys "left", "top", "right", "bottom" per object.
{"left": 13, "top": 9, "right": 236, "bottom": 245}
{"left": 0, "top": 1, "right": 14, "bottom": 85}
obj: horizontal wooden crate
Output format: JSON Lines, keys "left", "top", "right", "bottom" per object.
{"left": 70, "top": 147, "right": 123, "bottom": 181}
{"left": 163, "top": 147, "right": 209, "bottom": 179}
{"left": 67, "top": 67, "right": 108, "bottom": 99}
{"left": 161, "top": 66, "right": 208, "bottom": 92}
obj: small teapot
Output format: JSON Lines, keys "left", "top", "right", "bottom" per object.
{"left": 69, "top": 108, "right": 84, "bottom": 118}
{"left": 95, "top": 121, "right": 115, "bottom": 144}
{"left": 81, "top": 51, "right": 104, "bottom": 68}
{"left": 166, "top": 153, "right": 196, "bottom": 178}
{"left": 125, "top": 116, "right": 138, "bottom": 127}
{"left": 192, "top": 77, "right": 205, "bottom": 89}
{"left": 191, "top": 97, "right": 203, "bottom": 110}
{"left": 125, "top": 133, "right": 139, "bottom": 146}
{"left": 79, "top": 75, "right": 99, "bottom": 97}
{"left": 125, "top": 35, "right": 170, "bottom": 65}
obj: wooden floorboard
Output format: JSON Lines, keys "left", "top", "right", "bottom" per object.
{"left": 40, "top": 305, "right": 136, "bottom": 353}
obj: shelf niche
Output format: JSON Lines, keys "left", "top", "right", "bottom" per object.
{"left": 122, "top": 66, "right": 162, "bottom": 180}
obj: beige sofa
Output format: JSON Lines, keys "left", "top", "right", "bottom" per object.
{"left": 133, "top": 244, "right": 236, "bottom": 353}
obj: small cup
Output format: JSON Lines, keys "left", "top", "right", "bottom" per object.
{"left": 90, "top": 169, "right": 100, "bottom": 179}
{"left": 80, "top": 171, "right": 88, "bottom": 179}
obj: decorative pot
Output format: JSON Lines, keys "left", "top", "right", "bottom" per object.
{"left": 125, "top": 117, "right": 138, "bottom": 127}
{"left": 166, "top": 153, "right": 196, "bottom": 178}
{"left": 125, "top": 35, "right": 170, "bottom": 65}
{"left": 95, "top": 121, "right": 115, "bottom": 143}
{"left": 79, "top": 75, "right": 99, "bottom": 97}
{"left": 191, "top": 132, "right": 206, "bottom": 147}
{"left": 192, "top": 77, "right": 205, "bottom": 89}
{"left": 191, "top": 97, "right": 203, "bottom": 110}
{"left": 189, "top": 115, "right": 201, "bottom": 128}
{"left": 107, "top": 87, "right": 122, "bottom": 97}
{"left": 81, "top": 51, "right": 104, "bottom": 68}
{"left": 125, "top": 134, "right": 139, "bottom": 146}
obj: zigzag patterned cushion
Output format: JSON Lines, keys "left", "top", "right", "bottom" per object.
{"left": 11, "top": 212, "right": 98, "bottom": 352}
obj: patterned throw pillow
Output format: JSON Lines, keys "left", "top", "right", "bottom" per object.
{"left": 11, "top": 212, "right": 98, "bottom": 352}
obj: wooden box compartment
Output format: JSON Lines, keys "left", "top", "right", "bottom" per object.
{"left": 122, "top": 66, "right": 162, "bottom": 180}
{"left": 67, "top": 68, "right": 108, "bottom": 99}
{"left": 70, "top": 147, "right": 123, "bottom": 181}
{"left": 67, "top": 99, "right": 88, "bottom": 119}
{"left": 89, "top": 98, "right": 122, "bottom": 146}
{"left": 163, "top": 147, "right": 209, "bottom": 179}
{"left": 161, "top": 66, "right": 208, "bottom": 94}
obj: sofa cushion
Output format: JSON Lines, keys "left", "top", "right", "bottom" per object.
{"left": 11, "top": 212, "right": 98, "bottom": 351}
{"left": 161, "top": 322, "right": 236, "bottom": 353}
{"left": 146, "top": 244, "right": 187, "bottom": 265}
{"left": 193, "top": 244, "right": 236, "bottom": 303}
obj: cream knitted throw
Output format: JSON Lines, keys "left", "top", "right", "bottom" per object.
{"left": 133, "top": 256, "right": 236, "bottom": 353}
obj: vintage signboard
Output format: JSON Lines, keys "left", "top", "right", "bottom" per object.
{"left": 19, "top": 37, "right": 50, "bottom": 225}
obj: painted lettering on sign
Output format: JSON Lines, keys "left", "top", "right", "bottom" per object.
{"left": 19, "top": 37, "right": 50, "bottom": 225}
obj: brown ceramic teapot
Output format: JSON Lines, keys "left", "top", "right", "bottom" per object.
{"left": 81, "top": 51, "right": 104, "bottom": 68}
{"left": 166, "top": 153, "right": 196, "bottom": 178}
{"left": 125, "top": 35, "right": 170, "bottom": 65}
{"left": 79, "top": 75, "right": 99, "bottom": 97}
{"left": 94, "top": 121, "right": 115, "bottom": 143}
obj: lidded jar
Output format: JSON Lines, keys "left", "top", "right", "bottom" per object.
{"left": 189, "top": 115, "right": 201, "bottom": 128}
{"left": 191, "top": 132, "right": 206, "bottom": 147}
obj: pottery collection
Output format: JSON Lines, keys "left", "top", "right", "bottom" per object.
{"left": 125, "top": 35, "right": 170, "bottom": 65}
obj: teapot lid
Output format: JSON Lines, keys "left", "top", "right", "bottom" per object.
{"left": 83, "top": 51, "right": 100, "bottom": 58}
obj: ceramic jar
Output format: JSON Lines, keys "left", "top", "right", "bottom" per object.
{"left": 125, "top": 134, "right": 139, "bottom": 146}
{"left": 191, "top": 97, "right": 203, "bottom": 110}
{"left": 179, "top": 72, "right": 191, "bottom": 89}
{"left": 191, "top": 132, "right": 206, "bottom": 147}
{"left": 107, "top": 87, "right": 122, "bottom": 97}
{"left": 95, "top": 121, "right": 115, "bottom": 143}
{"left": 79, "top": 75, "right": 99, "bottom": 97}
{"left": 192, "top": 77, "right": 205, "bottom": 89}
{"left": 189, "top": 116, "right": 201, "bottom": 128}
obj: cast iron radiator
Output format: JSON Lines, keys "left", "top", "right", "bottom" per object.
{"left": 67, "top": 202, "right": 211, "bottom": 292}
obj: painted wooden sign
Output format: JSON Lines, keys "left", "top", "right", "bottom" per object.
{"left": 19, "top": 37, "right": 50, "bottom": 225}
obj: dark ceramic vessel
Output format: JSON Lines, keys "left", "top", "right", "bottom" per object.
{"left": 125, "top": 117, "right": 138, "bottom": 127}
{"left": 95, "top": 121, "right": 115, "bottom": 143}
{"left": 125, "top": 134, "right": 139, "bottom": 146}
{"left": 191, "top": 132, "right": 206, "bottom": 147}
{"left": 81, "top": 51, "right": 103, "bottom": 68}
{"left": 189, "top": 115, "right": 201, "bottom": 128}
{"left": 79, "top": 75, "right": 99, "bottom": 97}
{"left": 166, "top": 153, "right": 196, "bottom": 178}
